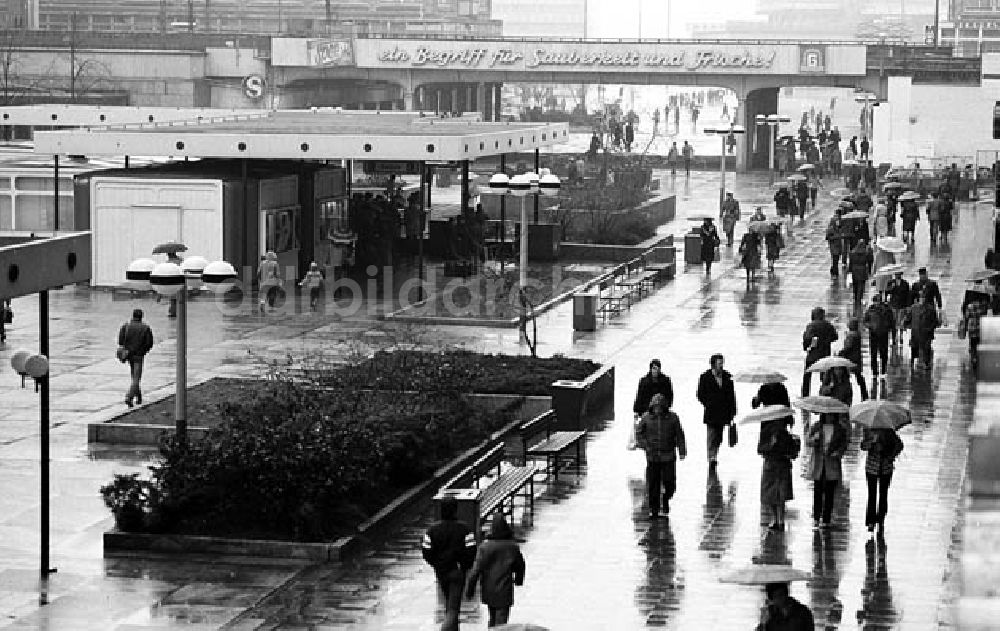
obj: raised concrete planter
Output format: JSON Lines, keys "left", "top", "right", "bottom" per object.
{"left": 104, "top": 414, "right": 531, "bottom": 562}
{"left": 551, "top": 363, "right": 615, "bottom": 431}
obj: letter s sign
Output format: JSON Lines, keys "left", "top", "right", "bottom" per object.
{"left": 243, "top": 74, "right": 265, "bottom": 100}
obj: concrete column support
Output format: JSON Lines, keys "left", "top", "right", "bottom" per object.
{"left": 477, "top": 82, "right": 486, "bottom": 120}
{"left": 494, "top": 83, "right": 502, "bottom": 122}
{"left": 466, "top": 85, "right": 473, "bottom": 115}
{"left": 403, "top": 90, "right": 414, "bottom": 111}
{"left": 451, "top": 87, "right": 459, "bottom": 115}
{"left": 735, "top": 97, "right": 748, "bottom": 172}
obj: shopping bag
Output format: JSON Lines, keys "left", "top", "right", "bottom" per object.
{"left": 728, "top": 422, "right": 739, "bottom": 447}
{"left": 627, "top": 417, "right": 639, "bottom": 451}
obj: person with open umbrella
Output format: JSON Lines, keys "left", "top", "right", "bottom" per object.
{"left": 807, "top": 373, "right": 850, "bottom": 529}
{"left": 756, "top": 405, "right": 800, "bottom": 531}
{"left": 801, "top": 307, "right": 839, "bottom": 397}
{"left": 720, "top": 566, "right": 814, "bottom": 630}
{"left": 859, "top": 422, "right": 905, "bottom": 535}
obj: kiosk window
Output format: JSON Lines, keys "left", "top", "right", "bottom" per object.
{"left": 320, "top": 199, "right": 350, "bottom": 235}
{"left": 264, "top": 207, "right": 300, "bottom": 253}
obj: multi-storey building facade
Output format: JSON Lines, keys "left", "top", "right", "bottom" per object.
{"left": 939, "top": 0, "right": 1000, "bottom": 56}
{"left": 5, "top": 0, "right": 500, "bottom": 36}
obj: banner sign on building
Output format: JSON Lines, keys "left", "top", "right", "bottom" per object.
{"left": 307, "top": 38, "right": 354, "bottom": 67}
{"left": 272, "top": 38, "right": 866, "bottom": 76}
{"left": 348, "top": 39, "right": 867, "bottom": 75}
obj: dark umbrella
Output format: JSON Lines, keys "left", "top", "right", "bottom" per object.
{"left": 152, "top": 242, "right": 188, "bottom": 255}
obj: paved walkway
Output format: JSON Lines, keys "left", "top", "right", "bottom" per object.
{"left": 0, "top": 169, "right": 987, "bottom": 629}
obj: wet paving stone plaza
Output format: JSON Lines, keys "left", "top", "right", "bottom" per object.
{"left": 0, "top": 169, "right": 992, "bottom": 629}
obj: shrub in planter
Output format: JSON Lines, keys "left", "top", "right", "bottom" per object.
{"left": 112, "top": 380, "right": 519, "bottom": 542}
{"left": 100, "top": 473, "right": 157, "bottom": 532}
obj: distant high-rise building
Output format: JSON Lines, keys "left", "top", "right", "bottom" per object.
{"left": 0, "top": 0, "right": 35, "bottom": 29}
{"left": 29, "top": 0, "right": 500, "bottom": 37}
{"left": 492, "top": 0, "right": 586, "bottom": 37}
{"left": 939, "top": 0, "right": 1000, "bottom": 56}
{"left": 691, "top": 0, "right": 936, "bottom": 42}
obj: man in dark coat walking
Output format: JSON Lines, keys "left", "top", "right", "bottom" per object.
{"left": 696, "top": 354, "right": 737, "bottom": 468}
{"left": 801, "top": 306, "right": 839, "bottom": 397}
{"left": 422, "top": 497, "right": 477, "bottom": 631}
{"left": 699, "top": 218, "right": 721, "bottom": 275}
{"left": 838, "top": 317, "right": 869, "bottom": 400}
{"left": 118, "top": 308, "right": 154, "bottom": 407}
{"left": 910, "top": 267, "right": 943, "bottom": 311}
{"left": 864, "top": 293, "right": 895, "bottom": 378}
{"left": 848, "top": 239, "right": 874, "bottom": 310}
{"left": 636, "top": 393, "right": 687, "bottom": 518}
{"left": 466, "top": 514, "right": 525, "bottom": 627}
{"left": 633, "top": 359, "right": 673, "bottom": 417}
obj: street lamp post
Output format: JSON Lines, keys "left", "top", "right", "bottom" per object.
{"left": 126, "top": 249, "right": 237, "bottom": 445}
{"left": 704, "top": 124, "right": 746, "bottom": 209}
{"left": 755, "top": 114, "right": 791, "bottom": 186}
{"left": 484, "top": 170, "right": 561, "bottom": 291}
{"left": 854, "top": 93, "right": 879, "bottom": 159}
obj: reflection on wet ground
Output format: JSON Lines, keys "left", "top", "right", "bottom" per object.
{"left": 0, "top": 170, "right": 987, "bottom": 628}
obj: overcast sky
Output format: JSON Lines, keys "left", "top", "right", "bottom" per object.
{"left": 587, "top": 0, "right": 761, "bottom": 39}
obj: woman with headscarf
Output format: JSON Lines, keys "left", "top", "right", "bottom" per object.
{"left": 808, "top": 368, "right": 851, "bottom": 529}
{"left": 466, "top": 514, "right": 526, "bottom": 627}
{"left": 752, "top": 381, "right": 799, "bottom": 531}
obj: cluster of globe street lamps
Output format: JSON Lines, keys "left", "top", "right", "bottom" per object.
{"left": 125, "top": 250, "right": 238, "bottom": 443}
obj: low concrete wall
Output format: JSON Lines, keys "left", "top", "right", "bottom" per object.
{"left": 561, "top": 232, "right": 674, "bottom": 263}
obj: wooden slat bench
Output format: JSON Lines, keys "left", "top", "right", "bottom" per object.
{"left": 597, "top": 265, "right": 631, "bottom": 319}
{"left": 440, "top": 444, "right": 538, "bottom": 531}
{"left": 519, "top": 410, "right": 587, "bottom": 481}
{"left": 616, "top": 257, "right": 648, "bottom": 302}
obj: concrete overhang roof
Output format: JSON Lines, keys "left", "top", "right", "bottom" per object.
{"left": 32, "top": 109, "right": 569, "bottom": 161}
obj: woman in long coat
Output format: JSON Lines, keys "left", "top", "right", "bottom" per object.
{"left": 764, "top": 225, "right": 783, "bottom": 273}
{"left": 900, "top": 198, "right": 920, "bottom": 242}
{"left": 739, "top": 231, "right": 762, "bottom": 285}
{"left": 467, "top": 514, "right": 526, "bottom": 627}
{"left": 758, "top": 412, "right": 800, "bottom": 531}
{"left": 699, "top": 218, "right": 721, "bottom": 275}
{"left": 872, "top": 238, "right": 896, "bottom": 296}
{"left": 808, "top": 369, "right": 851, "bottom": 528}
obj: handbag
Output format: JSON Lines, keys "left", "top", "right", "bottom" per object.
{"left": 627, "top": 416, "right": 640, "bottom": 451}
{"left": 116, "top": 346, "right": 130, "bottom": 363}
{"left": 714, "top": 246, "right": 721, "bottom": 262}
{"left": 957, "top": 317, "right": 968, "bottom": 339}
{"left": 728, "top": 422, "right": 739, "bottom": 447}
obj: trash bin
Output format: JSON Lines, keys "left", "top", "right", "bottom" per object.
{"left": 685, "top": 230, "right": 702, "bottom": 265}
{"left": 573, "top": 291, "right": 598, "bottom": 332}
{"left": 551, "top": 379, "right": 586, "bottom": 430}
{"left": 433, "top": 487, "right": 483, "bottom": 540}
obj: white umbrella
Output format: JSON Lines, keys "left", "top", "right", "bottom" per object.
{"left": 898, "top": 191, "right": 920, "bottom": 201}
{"left": 793, "top": 395, "right": 850, "bottom": 414}
{"left": 732, "top": 368, "right": 788, "bottom": 384}
{"left": 874, "top": 263, "right": 907, "bottom": 278}
{"left": 850, "top": 400, "right": 912, "bottom": 430}
{"left": 806, "top": 356, "right": 857, "bottom": 373}
{"left": 739, "top": 405, "right": 795, "bottom": 425}
{"left": 882, "top": 182, "right": 903, "bottom": 189}
{"left": 843, "top": 159, "right": 860, "bottom": 166}
{"left": 797, "top": 164, "right": 815, "bottom": 172}
{"left": 875, "top": 237, "right": 907, "bottom": 254}
{"left": 787, "top": 174, "right": 807, "bottom": 182}
{"left": 719, "top": 565, "right": 812, "bottom": 585}
{"left": 841, "top": 211, "right": 869, "bottom": 220}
